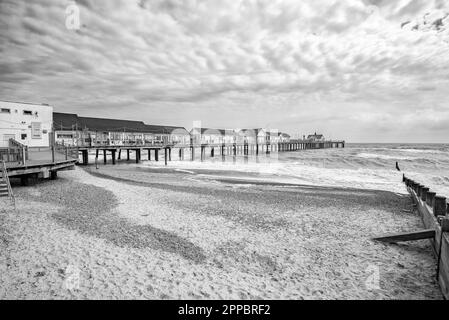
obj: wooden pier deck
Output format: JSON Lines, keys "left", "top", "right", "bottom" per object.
{"left": 75, "top": 140, "right": 345, "bottom": 165}
{"left": 3, "top": 147, "right": 77, "bottom": 184}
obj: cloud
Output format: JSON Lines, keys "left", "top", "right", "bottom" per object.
{"left": 0, "top": 0, "right": 449, "bottom": 141}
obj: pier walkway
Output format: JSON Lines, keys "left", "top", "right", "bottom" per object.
{"left": 75, "top": 139, "right": 345, "bottom": 165}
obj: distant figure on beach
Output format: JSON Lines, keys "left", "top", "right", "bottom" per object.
{"left": 396, "top": 161, "right": 401, "bottom": 171}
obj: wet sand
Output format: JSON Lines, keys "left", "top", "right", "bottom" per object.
{"left": 0, "top": 165, "right": 443, "bottom": 299}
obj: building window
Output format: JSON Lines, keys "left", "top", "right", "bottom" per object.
{"left": 21, "top": 134, "right": 27, "bottom": 140}
{"left": 1, "top": 108, "right": 11, "bottom": 113}
{"left": 57, "top": 133, "right": 74, "bottom": 139}
{"left": 31, "top": 122, "right": 42, "bottom": 139}
{"left": 23, "top": 110, "right": 33, "bottom": 115}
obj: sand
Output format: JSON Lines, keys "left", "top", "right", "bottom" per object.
{"left": 0, "top": 164, "right": 443, "bottom": 299}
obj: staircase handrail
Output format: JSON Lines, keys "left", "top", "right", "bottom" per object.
{"left": 1, "top": 160, "right": 15, "bottom": 207}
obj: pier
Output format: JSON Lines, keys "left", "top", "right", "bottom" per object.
{"left": 74, "top": 139, "right": 345, "bottom": 165}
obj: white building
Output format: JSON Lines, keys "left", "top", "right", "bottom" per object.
{"left": 0, "top": 100, "right": 53, "bottom": 148}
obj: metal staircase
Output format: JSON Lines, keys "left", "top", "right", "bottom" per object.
{"left": 1, "top": 160, "right": 15, "bottom": 207}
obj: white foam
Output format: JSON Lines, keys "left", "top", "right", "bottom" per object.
{"left": 140, "top": 160, "right": 407, "bottom": 195}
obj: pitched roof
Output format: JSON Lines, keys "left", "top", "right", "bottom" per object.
{"left": 53, "top": 112, "right": 82, "bottom": 130}
{"left": 144, "top": 124, "right": 189, "bottom": 135}
{"left": 191, "top": 128, "right": 234, "bottom": 135}
{"left": 53, "top": 112, "right": 188, "bottom": 134}
{"left": 307, "top": 133, "right": 324, "bottom": 139}
{"left": 78, "top": 116, "right": 148, "bottom": 132}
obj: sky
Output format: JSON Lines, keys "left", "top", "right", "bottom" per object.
{"left": 1, "top": 0, "right": 449, "bottom": 142}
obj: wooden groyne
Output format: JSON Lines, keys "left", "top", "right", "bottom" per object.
{"left": 403, "top": 175, "right": 449, "bottom": 299}
{"left": 76, "top": 140, "right": 345, "bottom": 165}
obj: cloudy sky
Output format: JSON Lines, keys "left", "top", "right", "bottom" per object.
{"left": 1, "top": 0, "right": 449, "bottom": 142}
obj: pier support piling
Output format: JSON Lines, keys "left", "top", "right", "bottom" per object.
{"left": 164, "top": 148, "right": 168, "bottom": 166}
{"left": 112, "top": 150, "right": 116, "bottom": 165}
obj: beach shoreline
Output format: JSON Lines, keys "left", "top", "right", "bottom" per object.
{"left": 0, "top": 165, "right": 443, "bottom": 299}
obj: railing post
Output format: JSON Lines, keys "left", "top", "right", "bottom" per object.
{"left": 51, "top": 145, "right": 55, "bottom": 163}
{"left": 23, "top": 146, "right": 27, "bottom": 165}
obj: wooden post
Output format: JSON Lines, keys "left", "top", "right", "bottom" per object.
{"left": 164, "top": 148, "right": 168, "bottom": 165}
{"left": 190, "top": 146, "right": 194, "bottom": 161}
{"left": 421, "top": 187, "right": 429, "bottom": 201}
{"left": 179, "top": 148, "right": 182, "bottom": 160}
{"left": 118, "top": 149, "right": 121, "bottom": 160}
{"left": 256, "top": 144, "right": 259, "bottom": 155}
{"left": 148, "top": 149, "right": 151, "bottom": 161}
{"left": 211, "top": 147, "right": 214, "bottom": 157}
{"left": 112, "top": 150, "right": 116, "bottom": 165}
{"left": 417, "top": 185, "right": 422, "bottom": 197}
{"left": 433, "top": 196, "right": 447, "bottom": 217}
{"left": 426, "top": 192, "right": 436, "bottom": 206}
{"left": 83, "top": 150, "right": 88, "bottom": 165}
{"left": 103, "top": 150, "right": 107, "bottom": 164}
{"left": 127, "top": 149, "right": 130, "bottom": 160}
{"left": 136, "top": 149, "right": 141, "bottom": 163}
{"left": 50, "top": 171, "right": 57, "bottom": 180}
{"left": 51, "top": 146, "right": 55, "bottom": 163}
{"left": 155, "top": 149, "right": 159, "bottom": 161}
{"left": 373, "top": 229, "right": 435, "bottom": 243}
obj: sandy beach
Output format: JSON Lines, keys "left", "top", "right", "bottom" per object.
{"left": 0, "top": 164, "right": 443, "bottom": 299}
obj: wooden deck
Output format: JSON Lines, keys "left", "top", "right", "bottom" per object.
{"left": 4, "top": 147, "right": 78, "bottom": 183}
{"left": 75, "top": 140, "right": 345, "bottom": 165}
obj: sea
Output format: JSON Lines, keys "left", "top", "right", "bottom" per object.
{"left": 140, "top": 143, "right": 449, "bottom": 198}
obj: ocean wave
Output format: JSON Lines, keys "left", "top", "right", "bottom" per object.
{"left": 140, "top": 160, "right": 408, "bottom": 195}
{"left": 356, "top": 153, "right": 418, "bottom": 161}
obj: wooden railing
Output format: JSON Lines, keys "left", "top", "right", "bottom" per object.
{"left": 8, "top": 139, "right": 28, "bottom": 164}
{"left": 1, "top": 160, "right": 15, "bottom": 207}
{"left": 54, "top": 142, "right": 79, "bottom": 161}
{"left": 0, "top": 148, "right": 24, "bottom": 163}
